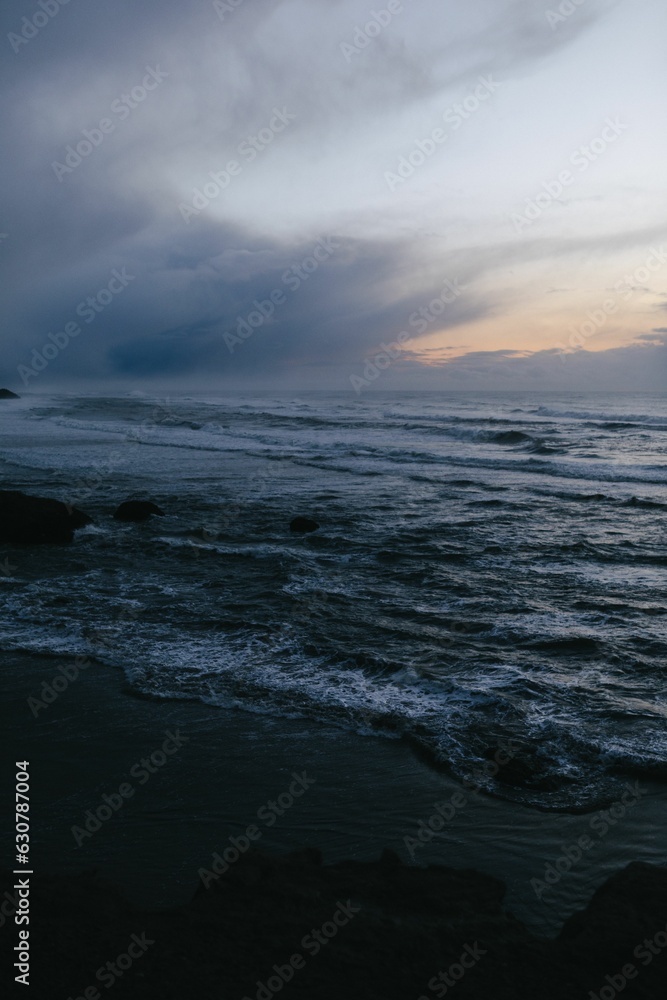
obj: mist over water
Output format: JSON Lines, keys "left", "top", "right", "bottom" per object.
{"left": 2, "top": 391, "right": 666, "bottom": 811}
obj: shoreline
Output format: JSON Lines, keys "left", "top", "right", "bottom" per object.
{"left": 1, "top": 649, "right": 665, "bottom": 936}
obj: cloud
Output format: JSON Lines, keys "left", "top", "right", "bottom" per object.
{"left": 637, "top": 330, "right": 667, "bottom": 342}
{"left": 1, "top": 0, "right": 664, "bottom": 390}
{"left": 385, "top": 334, "right": 667, "bottom": 391}
{"left": 103, "top": 228, "right": 493, "bottom": 377}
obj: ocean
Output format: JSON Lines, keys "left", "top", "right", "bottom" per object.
{"left": 2, "top": 389, "right": 666, "bottom": 820}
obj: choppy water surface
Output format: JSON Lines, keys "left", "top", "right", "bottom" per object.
{"left": 1, "top": 390, "right": 666, "bottom": 810}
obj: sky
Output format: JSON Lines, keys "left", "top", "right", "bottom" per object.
{"left": 1, "top": 0, "right": 666, "bottom": 392}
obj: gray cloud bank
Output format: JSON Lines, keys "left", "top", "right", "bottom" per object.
{"left": 1, "top": 0, "right": 662, "bottom": 392}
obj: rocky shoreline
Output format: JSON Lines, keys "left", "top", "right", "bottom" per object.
{"left": 2, "top": 851, "right": 666, "bottom": 999}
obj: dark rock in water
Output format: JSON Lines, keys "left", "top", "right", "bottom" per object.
{"left": 7, "top": 852, "right": 667, "bottom": 999}
{"left": 290, "top": 516, "right": 320, "bottom": 533}
{"left": 494, "top": 752, "right": 562, "bottom": 792}
{"left": 0, "top": 491, "right": 92, "bottom": 545}
{"left": 0, "top": 388, "right": 19, "bottom": 399}
{"left": 113, "top": 500, "right": 165, "bottom": 522}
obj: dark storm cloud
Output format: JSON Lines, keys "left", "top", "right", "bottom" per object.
{"left": 98, "top": 227, "right": 493, "bottom": 377}
{"left": 7, "top": 209, "right": 664, "bottom": 386}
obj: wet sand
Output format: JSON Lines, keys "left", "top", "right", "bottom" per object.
{"left": 1, "top": 649, "right": 665, "bottom": 935}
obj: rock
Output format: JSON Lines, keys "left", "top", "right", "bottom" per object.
{"left": 0, "top": 388, "right": 19, "bottom": 399}
{"left": 6, "top": 853, "right": 666, "bottom": 999}
{"left": 379, "top": 847, "right": 403, "bottom": 870}
{"left": 0, "top": 491, "right": 92, "bottom": 545}
{"left": 559, "top": 860, "right": 667, "bottom": 955}
{"left": 290, "top": 516, "right": 319, "bottom": 533}
{"left": 113, "top": 500, "right": 165, "bottom": 522}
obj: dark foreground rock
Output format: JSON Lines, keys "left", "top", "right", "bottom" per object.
{"left": 2, "top": 853, "right": 665, "bottom": 999}
{"left": 290, "top": 516, "right": 320, "bottom": 533}
{"left": 0, "top": 490, "right": 92, "bottom": 544}
{"left": 0, "top": 387, "right": 19, "bottom": 399}
{"left": 113, "top": 500, "right": 166, "bottom": 522}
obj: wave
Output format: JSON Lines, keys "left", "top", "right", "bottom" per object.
{"left": 291, "top": 450, "right": 667, "bottom": 486}
{"left": 4, "top": 391, "right": 667, "bottom": 814}
{"left": 4, "top": 620, "right": 665, "bottom": 812}
{"left": 531, "top": 405, "right": 667, "bottom": 427}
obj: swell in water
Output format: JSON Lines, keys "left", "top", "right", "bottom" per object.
{"left": 1, "top": 390, "right": 666, "bottom": 811}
